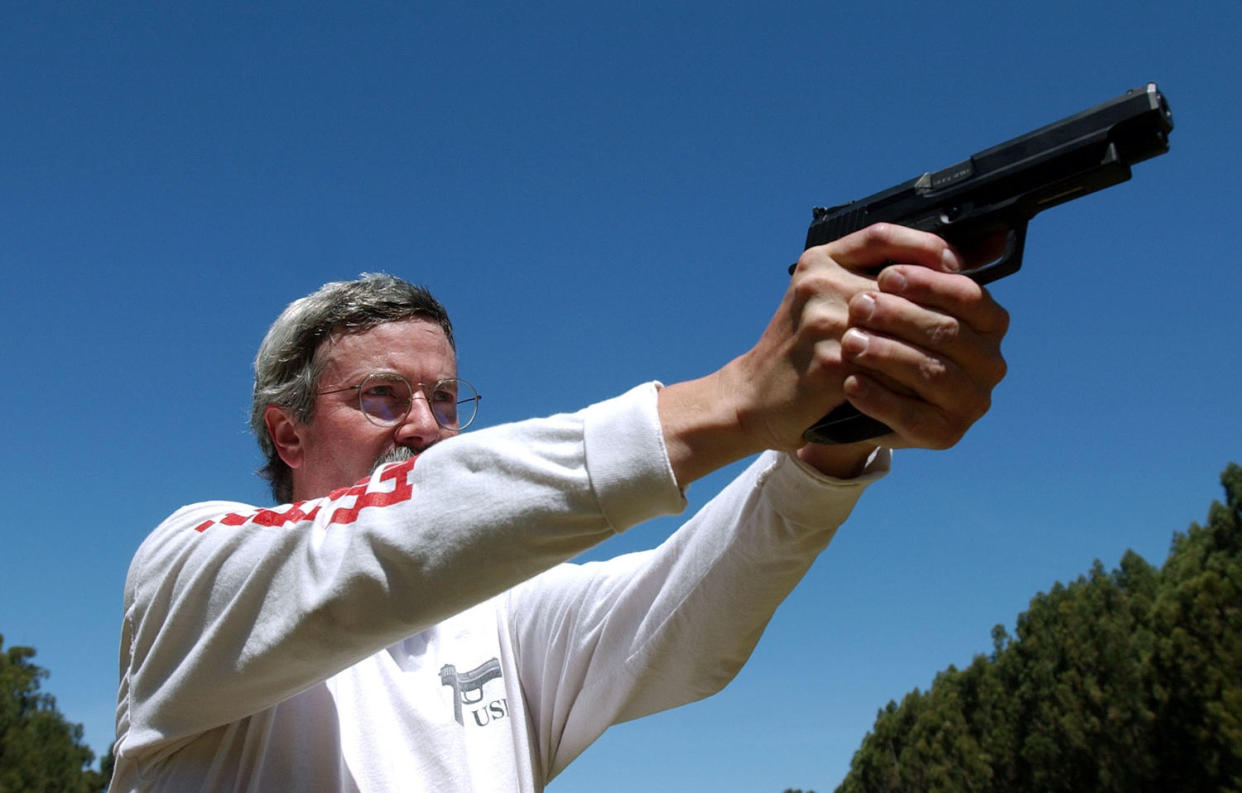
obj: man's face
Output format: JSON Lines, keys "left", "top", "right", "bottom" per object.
{"left": 280, "top": 318, "right": 458, "bottom": 501}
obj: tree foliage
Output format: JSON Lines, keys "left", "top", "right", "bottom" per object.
{"left": 837, "top": 463, "right": 1242, "bottom": 793}
{"left": 0, "top": 636, "right": 109, "bottom": 793}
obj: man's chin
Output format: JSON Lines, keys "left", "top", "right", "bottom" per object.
{"left": 371, "top": 446, "right": 417, "bottom": 473}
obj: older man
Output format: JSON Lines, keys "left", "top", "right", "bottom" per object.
{"left": 110, "top": 224, "right": 1008, "bottom": 791}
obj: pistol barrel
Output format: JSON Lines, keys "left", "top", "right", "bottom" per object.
{"left": 804, "top": 83, "right": 1174, "bottom": 272}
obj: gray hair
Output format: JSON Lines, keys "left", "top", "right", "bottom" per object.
{"left": 250, "top": 273, "right": 454, "bottom": 503}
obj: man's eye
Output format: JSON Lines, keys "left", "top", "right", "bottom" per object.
{"left": 364, "top": 385, "right": 400, "bottom": 399}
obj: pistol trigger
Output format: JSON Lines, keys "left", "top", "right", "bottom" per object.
{"left": 958, "top": 223, "right": 1028, "bottom": 285}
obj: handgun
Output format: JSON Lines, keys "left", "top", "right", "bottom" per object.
{"left": 799, "top": 83, "right": 1174, "bottom": 445}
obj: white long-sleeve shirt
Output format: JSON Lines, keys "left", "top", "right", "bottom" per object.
{"left": 111, "top": 384, "right": 886, "bottom": 792}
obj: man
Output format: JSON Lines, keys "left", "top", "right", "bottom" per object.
{"left": 110, "top": 224, "right": 1009, "bottom": 791}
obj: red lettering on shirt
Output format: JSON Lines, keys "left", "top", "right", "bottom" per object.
{"left": 194, "top": 458, "right": 417, "bottom": 533}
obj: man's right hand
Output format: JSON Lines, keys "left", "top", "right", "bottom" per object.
{"left": 658, "top": 223, "right": 1010, "bottom": 485}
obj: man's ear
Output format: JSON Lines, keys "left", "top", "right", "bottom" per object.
{"left": 264, "top": 405, "right": 306, "bottom": 470}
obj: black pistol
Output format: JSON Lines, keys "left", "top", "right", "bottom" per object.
{"left": 801, "top": 83, "right": 1174, "bottom": 445}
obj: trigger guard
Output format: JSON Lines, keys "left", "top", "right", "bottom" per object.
{"left": 958, "top": 223, "right": 1027, "bottom": 285}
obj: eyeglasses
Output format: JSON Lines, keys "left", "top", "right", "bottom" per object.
{"left": 317, "top": 373, "right": 481, "bottom": 431}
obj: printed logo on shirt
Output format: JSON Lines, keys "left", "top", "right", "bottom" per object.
{"left": 193, "top": 458, "right": 417, "bottom": 532}
{"left": 440, "top": 658, "right": 508, "bottom": 727}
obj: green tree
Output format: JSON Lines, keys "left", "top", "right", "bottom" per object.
{"left": 837, "top": 463, "right": 1242, "bottom": 793}
{"left": 0, "top": 635, "right": 109, "bottom": 793}
{"left": 1148, "top": 463, "right": 1242, "bottom": 791}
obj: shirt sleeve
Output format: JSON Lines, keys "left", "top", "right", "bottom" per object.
{"left": 503, "top": 447, "right": 890, "bottom": 781}
{"left": 117, "top": 383, "right": 685, "bottom": 755}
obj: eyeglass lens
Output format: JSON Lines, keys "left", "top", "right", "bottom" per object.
{"left": 357, "top": 374, "right": 477, "bottom": 430}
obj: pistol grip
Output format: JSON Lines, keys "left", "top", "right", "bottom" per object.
{"left": 802, "top": 403, "right": 890, "bottom": 445}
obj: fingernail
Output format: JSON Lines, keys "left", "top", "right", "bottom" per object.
{"left": 942, "top": 248, "right": 963, "bottom": 272}
{"left": 853, "top": 293, "right": 876, "bottom": 321}
{"left": 880, "top": 269, "right": 907, "bottom": 293}
{"left": 842, "top": 328, "right": 870, "bottom": 355}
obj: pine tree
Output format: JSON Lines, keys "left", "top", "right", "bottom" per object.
{"left": 836, "top": 463, "right": 1242, "bottom": 793}
{"left": 1148, "top": 463, "right": 1242, "bottom": 791}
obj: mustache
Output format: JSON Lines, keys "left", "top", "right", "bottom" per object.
{"left": 371, "top": 445, "right": 418, "bottom": 473}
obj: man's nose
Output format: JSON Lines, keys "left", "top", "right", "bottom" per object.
{"left": 393, "top": 393, "right": 442, "bottom": 448}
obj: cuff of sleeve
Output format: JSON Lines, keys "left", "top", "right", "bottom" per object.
{"left": 785, "top": 445, "right": 892, "bottom": 484}
{"left": 756, "top": 447, "right": 891, "bottom": 528}
{"left": 582, "top": 382, "right": 687, "bottom": 532}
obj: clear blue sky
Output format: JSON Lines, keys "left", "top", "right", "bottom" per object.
{"left": 1, "top": 2, "right": 1238, "bottom": 790}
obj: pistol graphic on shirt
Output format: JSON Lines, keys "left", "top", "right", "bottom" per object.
{"left": 440, "top": 659, "right": 503, "bottom": 726}
{"left": 797, "top": 83, "right": 1174, "bottom": 445}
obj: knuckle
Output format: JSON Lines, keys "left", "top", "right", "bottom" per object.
{"left": 929, "top": 414, "right": 968, "bottom": 450}
{"left": 812, "top": 345, "right": 847, "bottom": 377}
{"left": 971, "top": 288, "right": 1009, "bottom": 335}
{"left": 791, "top": 274, "right": 818, "bottom": 303}
{"left": 964, "top": 391, "right": 992, "bottom": 424}
{"left": 926, "top": 315, "right": 961, "bottom": 346}
{"left": 791, "top": 271, "right": 826, "bottom": 300}
{"left": 920, "top": 389, "right": 989, "bottom": 450}
{"left": 861, "top": 222, "right": 913, "bottom": 250}
{"left": 865, "top": 222, "right": 896, "bottom": 242}
{"left": 802, "top": 308, "right": 847, "bottom": 339}
{"left": 917, "top": 356, "right": 951, "bottom": 387}
{"left": 792, "top": 248, "right": 824, "bottom": 274}
{"left": 993, "top": 304, "right": 1012, "bottom": 335}
{"left": 978, "top": 392, "right": 994, "bottom": 419}
{"left": 938, "top": 428, "right": 967, "bottom": 450}
{"left": 791, "top": 264, "right": 849, "bottom": 301}
{"left": 952, "top": 278, "right": 984, "bottom": 307}
{"left": 987, "top": 354, "right": 1009, "bottom": 385}
{"left": 889, "top": 265, "right": 936, "bottom": 299}
{"left": 792, "top": 247, "right": 840, "bottom": 281}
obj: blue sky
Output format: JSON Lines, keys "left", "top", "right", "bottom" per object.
{"left": 1, "top": 2, "right": 1238, "bottom": 790}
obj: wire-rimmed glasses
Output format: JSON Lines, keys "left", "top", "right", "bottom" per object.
{"left": 318, "top": 373, "right": 481, "bottom": 431}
